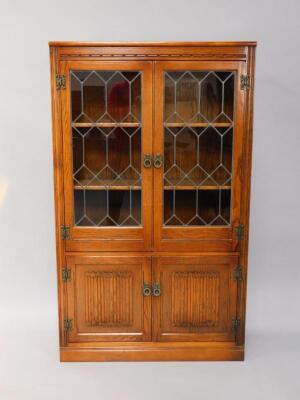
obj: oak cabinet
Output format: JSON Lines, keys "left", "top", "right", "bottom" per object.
{"left": 50, "top": 41, "right": 256, "bottom": 361}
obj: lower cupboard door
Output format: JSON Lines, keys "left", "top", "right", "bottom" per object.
{"left": 152, "top": 255, "right": 238, "bottom": 342}
{"left": 65, "top": 256, "right": 151, "bottom": 342}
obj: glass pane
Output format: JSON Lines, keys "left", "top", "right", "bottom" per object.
{"left": 70, "top": 70, "right": 142, "bottom": 227}
{"left": 163, "top": 71, "right": 235, "bottom": 226}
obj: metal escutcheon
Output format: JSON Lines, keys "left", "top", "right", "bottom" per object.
{"left": 153, "top": 283, "right": 161, "bottom": 297}
{"left": 153, "top": 154, "right": 163, "bottom": 168}
{"left": 143, "top": 154, "right": 152, "bottom": 168}
{"left": 143, "top": 283, "right": 152, "bottom": 296}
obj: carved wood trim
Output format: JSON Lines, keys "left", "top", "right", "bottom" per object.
{"left": 56, "top": 43, "right": 249, "bottom": 61}
{"left": 60, "top": 53, "right": 246, "bottom": 59}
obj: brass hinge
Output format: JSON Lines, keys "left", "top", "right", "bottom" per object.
{"left": 60, "top": 225, "right": 70, "bottom": 240}
{"left": 56, "top": 74, "right": 66, "bottom": 90}
{"left": 62, "top": 267, "right": 71, "bottom": 282}
{"left": 64, "top": 318, "right": 73, "bottom": 331}
{"left": 240, "top": 74, "right": 250, "bottom": 90}
{"left": 232, "top": 317, "right": 241, "bottom": 331}
{"left": 234, "top": 266, "right": 243, "bottom": 281}
{"left": 235, "top": 224, "right": 244, "bottom": 240}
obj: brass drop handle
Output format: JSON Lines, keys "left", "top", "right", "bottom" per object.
{"left": 153, "top": 154, "right": 163, "bottom": 169}
{"left": 153, "top": 283, "right": 161, "bottom": 297}
{"left": 143, "top": 283, "right": 152, "bottom": 297}
{"left": 143, "top": 154, "right": 152, "bottom": 168}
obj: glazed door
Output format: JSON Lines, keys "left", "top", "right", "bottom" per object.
{"left": 152, "top": 255, "right": 238, "bottom": 342}
{"left": 65, "top": 255, "right": 151, "bottom": 342}
{"left": 154, "top": 61, "right": 245, "bottom": 251}
{"left": 60, "top": 61, "right": 153, "bottom": 251}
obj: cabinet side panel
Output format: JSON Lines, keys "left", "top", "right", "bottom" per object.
{"left": 50, "top": 46, "right": 66, "bottom": 347}
{"left": 237, "top": 45, "right": 256, "bottom": 345}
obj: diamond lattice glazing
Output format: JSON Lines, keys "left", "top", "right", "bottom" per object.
{"left": 163, "top": 71, "right": 235, "bottom": 226}
{"left": 70, "top": 70, "right": 142, "bottom": 227}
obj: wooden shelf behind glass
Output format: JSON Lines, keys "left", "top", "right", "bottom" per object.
{"left": 73, "top": 180, "right": 231, "bottom": 191}
{"left": 164, "top": 122, "right": 232, "bottom": 128}
{"left": 72, "top": 122, "right": 141, "bottom": 128}
{"left": 164, "top": 185, "right": 231, "bottom": 190}
{"left": 72, "top": 122, "right": 232, "bottom": 129}
{"left": 74, "top": 179, "right": 141, "bottom": 191}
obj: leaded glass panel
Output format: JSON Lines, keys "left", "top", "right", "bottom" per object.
{"left": 70, "top": 70, "right": 142, "bottom": 226}
{"left": 163, "top": 71, "right": 235, "bottom": 226}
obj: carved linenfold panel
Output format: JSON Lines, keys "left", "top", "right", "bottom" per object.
{"left": 84, "top": 271, "right": 133, "bottom": 327}
{"left": 171, "top": 271, "right": 220, "bottom": 328}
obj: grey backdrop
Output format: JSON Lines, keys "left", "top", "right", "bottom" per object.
{"left": 0, "top": 0, "right": 299, "bottom": 398}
